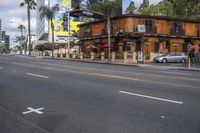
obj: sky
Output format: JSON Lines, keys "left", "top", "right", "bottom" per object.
{"left": 123, "top": 0, "right": 162, "bottom": 13}
{"left": 0, "top": 0, "right": 162, "bottom": 43}
{"left": 0, "top": 0, "right": 36, "bottom": 42}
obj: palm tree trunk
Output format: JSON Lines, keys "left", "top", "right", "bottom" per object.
{"left": 51, "top": 19, "right": 54, "bottom": 58}
{"left": 20, "top": 29, "right": 23, "bottom": 54}
{"left": 27, "top": 5, "right": 31, "bottom": 56}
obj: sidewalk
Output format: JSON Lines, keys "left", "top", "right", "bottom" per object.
{"left": 36, "top": 55, "right": 200, "bottom": 72}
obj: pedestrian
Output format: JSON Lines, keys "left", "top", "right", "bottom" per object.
{"left": 189, "top": 49, "right": 195, "bottom": 65}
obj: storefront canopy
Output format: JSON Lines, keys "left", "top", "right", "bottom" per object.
{"left": 101, "top": 43, "right": 114, "bottom": 48}
{"left": 86, "top": 44, "right": 98, "bottom": 49}
{"left": 70, "top": 9, "right": 105, "bottom": 19}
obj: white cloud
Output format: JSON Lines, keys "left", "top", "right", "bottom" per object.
{"left": 1, "top": 0, "right": 162, "bottom": 44}
{"left": 0, "top": 0, "right": 36, "bottom": 43}
{"left": 149, "top": 0, "right": 162, "bottom": 5}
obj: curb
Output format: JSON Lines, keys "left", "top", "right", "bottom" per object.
{"left": 67, "top": 59, "right": 139, "bottom": 67}
{"left": 34, "top": 56, "right": 200, "bottom": 70}
{"left": 170, "top": 68, "right": 200, "bottom": 72}
{"left": 41, "top": 57, "right": 138, "bottom": 67}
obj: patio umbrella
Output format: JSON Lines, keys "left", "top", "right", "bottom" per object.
{"left": 86, "top": 44, "right": 98, "bottom": 49}
{"left": 190, "top": 44, "right": 199, "bottom": 51}
{"left": 159, "top": 43, "right": 164, "bottom": 53}
{"left": 101, "top": 43, "right": 114, "bottom": 48}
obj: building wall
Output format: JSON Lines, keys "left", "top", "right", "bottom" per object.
{"left": 36, "top": 0, "right": 49, "bottom": 41}
{"left": 78, "top": 15, "right": 200, "bottom": 60}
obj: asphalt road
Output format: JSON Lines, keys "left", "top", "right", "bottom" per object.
{"left": 0, "top": 54, "right": 200, "bottom": 133}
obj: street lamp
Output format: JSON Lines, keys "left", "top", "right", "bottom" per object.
{"left": 59, "top": 1, "right": 71, "bottom": 59}
{"left": 67, "top": 7, "right": 70, "bottom": 59}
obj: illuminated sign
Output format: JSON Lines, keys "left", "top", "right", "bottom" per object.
{"left": 91, "top": 23, "right": 105, "bottom": 36}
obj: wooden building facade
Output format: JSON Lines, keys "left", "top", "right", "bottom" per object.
{"left": 78, "top": 15, "right": 200, "bottom": 62}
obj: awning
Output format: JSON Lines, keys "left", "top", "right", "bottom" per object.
{"left": 101, "top": 43, "right": 114, "bottom": 48}
{"left": 190, "top": 44, "right": 200, "bottom": 50}
{"left": 86, "top": 44, "right": 98, "bottom": 49}
{"left": 70, "top": 9, "right": 105, "bottom": 19}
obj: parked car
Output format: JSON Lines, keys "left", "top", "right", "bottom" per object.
{"left": 154, "top": 52, "right": 188, "bottom": 63}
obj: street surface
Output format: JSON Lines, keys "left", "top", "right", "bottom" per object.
{"left": 0, "top": 54, "right": 200, "bottom": 133}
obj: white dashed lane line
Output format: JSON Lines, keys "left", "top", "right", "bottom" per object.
{"left": 27, "top": 73, "right": 49, "bottom": 79}
{"left": 119, "top": 90, "right": 183, "bottom": 105}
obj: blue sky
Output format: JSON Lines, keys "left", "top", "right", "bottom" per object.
{"left": 123, "top": 0, "right": 162, "bottom": 13}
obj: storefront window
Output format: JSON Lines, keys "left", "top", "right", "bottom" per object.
{"left": 154, "top": 42, "right": 159, "bottom": 53}
{"left": 198, "top": 24, "right": 200, "bottom": 37}
{"left": 144, "top": 19, "right": 156, "bottom": 34}
{"left": 171, "top": 22, "right": 184, "bottom": 36}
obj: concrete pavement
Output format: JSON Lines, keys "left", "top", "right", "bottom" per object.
{"left": 0, "top": 55, "right": 200, "bottom": 133}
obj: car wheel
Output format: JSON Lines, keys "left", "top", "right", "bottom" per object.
{"left": 162, "top": 58, "right": 167, "bottom": 63}
{"left": 180, "top": 58, "right": 186, "bottom": 63}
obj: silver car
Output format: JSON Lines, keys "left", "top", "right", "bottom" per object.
{"left": 154, "top": 52, "right": 188, "bottom": 63}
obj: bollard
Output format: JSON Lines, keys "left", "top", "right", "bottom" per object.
{"left": 111, "top": 52, "right": 115, "bottom": 62}
{"left": 101, "top": 52, "right": 105, "bottom": 61}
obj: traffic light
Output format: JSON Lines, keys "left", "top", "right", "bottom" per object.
{"left": 62, "top": 15, "right": 68, "bottom": 31}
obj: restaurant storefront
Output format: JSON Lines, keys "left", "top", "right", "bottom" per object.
{"left": 78, "top": 15, "right": 200, "bottom": 63}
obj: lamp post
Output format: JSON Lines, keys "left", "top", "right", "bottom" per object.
{"left": 67, "top": 7, "right": 70, "bottom": 59}
{"left": 107, "top": 17, "right": 111, "bottom": 62}
{"left": 188, "top": 43, "right": 191, "bottom": 69}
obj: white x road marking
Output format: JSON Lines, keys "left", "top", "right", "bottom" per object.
{"left": 22, "top": 107, "right": 44, "bottom": 115}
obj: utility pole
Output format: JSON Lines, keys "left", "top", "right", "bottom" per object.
{"left": 188, "top": 44, "right": 191, "bottom": 69}
{"left": 107, "top": 17, "right": 111, "bottom": 62}
{"left": 67, "top": 8, "right": 70, "bottom": 59}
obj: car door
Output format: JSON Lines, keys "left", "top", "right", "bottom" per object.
{"left": 174, "top": 53, "right": 182, "bottom": 62}
{"left": 167, "top": 53, "right": 175, "bottom": 62}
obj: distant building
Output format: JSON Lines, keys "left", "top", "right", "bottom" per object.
{"left": 36, "top": 0, "right": 82, "bottom": 44}
{"left": 36, "top": 0, "right": 49, "bottom": 41}
{"left": 1, "top": 31, "right": 10, "bottom": 53}
{"left": 27, "top": 34, "right": 37, "bottom": 49}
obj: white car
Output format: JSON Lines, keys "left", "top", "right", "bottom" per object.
{"left": 154, "top": 53, "right": 188, "bottom": 63}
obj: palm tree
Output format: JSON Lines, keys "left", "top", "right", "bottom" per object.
{"left": 39, "top": 4, "right": 59, "bottom": 58}
{"left": 91, "top": 0, "right": 116, "bottom": 61}
{"left": 18, "top": 24, "right": 26, "bottom": 54}
{"left": 20, "top": 0, "right": 36, "bottom": 56}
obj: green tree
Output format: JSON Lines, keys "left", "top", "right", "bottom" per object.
{"left": 138, "top": 0, "right": 200, "bottom": 19}
{"left": 20, "top": 0, "right": 36, "bottom": 55}
{"left": 18, "top": 24, "right": 26, "bottom": 54}
{"left": 39, "top": 4, "right": 59, "bottom": 58}
{"left": 139, "top": 0, "right": 149, "bottom": 10}
{"left": 165, "top": 0, "right": 200, "bottom": 19}
{"left": 125, "top": 1, "right": 136, "bottom": 14}
{"left": 139, "top": 4, "right": 158, "bottom": 15}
